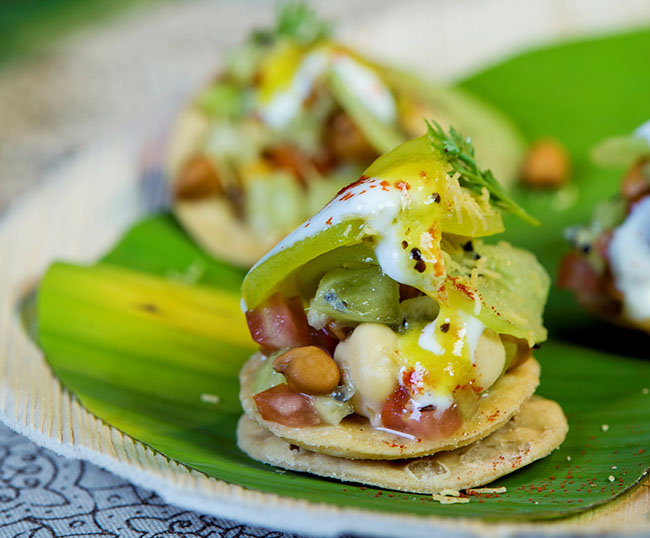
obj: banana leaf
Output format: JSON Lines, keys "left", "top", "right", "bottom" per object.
{"left": 36, "top": 26, "right": 650, "bottom": 520}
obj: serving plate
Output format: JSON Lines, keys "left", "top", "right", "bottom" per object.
{"left": 0, "top": 129, "right": 647, "bottom": 538}
{"left": 2, "top": 3, "right": 650, "bottom": 536}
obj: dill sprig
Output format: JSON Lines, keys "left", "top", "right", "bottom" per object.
{"left": 253, "top": 2, "right": 331, "bottom": 46}
{"left": 426, "top": 120, "right": 539, "bottom": 226}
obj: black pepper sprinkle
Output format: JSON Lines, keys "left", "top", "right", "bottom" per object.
{"left": 474, "top": 253, "right": 481, "bottom": 260}
{"left": 533, "top": 343, "right": 542, "bottom": 349}
{"left": 401, "top": 240, "right": 408, "bottom": 249}
{"left": 440, "top": 322, "right": 450, "bottom": 333}
{"left": 581, "top": 244, "right": 592, "bottom": 254}
{"left": 463, "top": 241, "right": 474, "bottom": 252}
{"left": 410, "top": 247, "right": 422, "bottom": 260}
{"left": 414, "top": 260, "right": 426, "bottom": 273}
{"left": 431, "top": 193, "right": 441, "bottom": 203}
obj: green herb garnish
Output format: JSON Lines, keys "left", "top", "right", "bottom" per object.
{"left": 426, "top": 120, "right": 539, "bottom": 225}
{"left": 252, "top": 2, "right": 331, "bottom": 47}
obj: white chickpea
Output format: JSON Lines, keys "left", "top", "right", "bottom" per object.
{"left": 334, "top": 323, "right": 399, "bottom": 426}
{"left": 473, "top": 328, "right": 506, "bottom": 390}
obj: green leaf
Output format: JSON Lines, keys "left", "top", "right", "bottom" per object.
{"left": 426, "top": 119, "right": 539, "bottom": 225}
{"left": 252, "top": 1, "right": 330, "bottom": 47}
{"left": 36, "top": 214, "right": 650, "bottom": 520}
{"left": 34, "top": 27, "right": 650, "bottom": 520}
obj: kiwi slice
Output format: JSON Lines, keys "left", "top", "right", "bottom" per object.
{"left": 312, "top": 266, "right": 399, "bottom": 325}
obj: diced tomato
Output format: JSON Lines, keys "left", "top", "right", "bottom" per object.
{"left": 308, "top": 326, "right": 339, "bottom": 355}
{"left": 399, "top": 284, "right": 424, "bottom": 301}
{"left": 262, "top": 144, "right": 310, "bottom": 184}
{"left": 594, "top": 230, "right": 614, "bottom": 261}
{"left": 621, "top": 157, "right": 650, "bottom": 205}
{"left": 381, "top": 386, "right": 462, "bottom": 440}
{"left": 323, "top": 110, "right": 377, "bottom": 164}
{"left": 556, "top": 251, "right": 601, "bottom": 295}
{"left": 245, "top": 293, "right": 311, "bottom": 353}
{"left": 326, "top": 320, "right": 353, "bottom": 342}
{"left": 253, "top": 384, "right": 320, "bottom": 427}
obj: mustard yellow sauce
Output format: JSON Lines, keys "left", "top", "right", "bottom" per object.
{"left": 397, "top": 305, "right": 478, "bottom": 399}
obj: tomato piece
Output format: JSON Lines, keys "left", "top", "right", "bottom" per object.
{"left": 557, "top": 251, "right": 601, "bottom": 295}
{"left": 380, "top": 386, "right": 462, "bottom": 440}
{"left": 245, "top": 293, "right": 310, "bottom": 354}
{"left": 323, "top": 110, "right": 377, "bottom": 164}
{"left": 262, "top": 144, "right": 310, "bottom": 184}
{"left": 399, "top": 284, "right": 424, "bottom": 301}
{"left": 621, "top": 157, "right": 650, "bottom": 205}
{"left": 594, "top": 230, "right": 614, "bottom": 261}
{"left": 326, "top": 320, "right": 353, "bottom": 341}
{"left": 557, "top": 250, "right": 622, "bottom": 318}
{"left": 253, "top": 384, "right": 320, "bottom": 427}
{"left": 309, "top": 326, "right": 339, "bottom": 355}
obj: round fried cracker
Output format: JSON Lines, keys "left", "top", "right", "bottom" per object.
{"left": 237, "top": 396, "right": 567, "bottom": 494}
{"left": 239, "top": 354, "right": 540, "bottom": 460}
{"left": 174, "top": 198, "right": 279, "bottom": 267}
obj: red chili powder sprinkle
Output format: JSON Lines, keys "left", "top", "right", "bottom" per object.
{"left": 395, "top": 180, "right": 411, "bottom": 191}
{"left": 325, "top": 217, "right": 333, "bottom": 226}
{"left": 335, "top": 176, "right": 368, "bottom": 197}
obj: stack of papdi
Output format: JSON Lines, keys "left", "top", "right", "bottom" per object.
{"left": 237, "top": 124, "right": 567, "bottom": 494}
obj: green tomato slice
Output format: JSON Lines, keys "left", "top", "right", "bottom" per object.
{"left": 364, "top": 137, "right": 505, "bottom": 238}
{"left": 296, "top": 243, "right": 377, "bottom": 298}
{"left": 441, "top": 240, "right": 550, "bottom": 344}
{"left": 242, "top": 219, "right": 367, "bottom": 309}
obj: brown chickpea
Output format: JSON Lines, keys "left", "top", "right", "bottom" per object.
{"left": 273, "top": 346, "right": 340, "bottom": 395}
{"left": 175, "top": 155, "right": 221, "bottom": 200}
{"left": 522, "top": 139, "right": 570, "bottom": 188}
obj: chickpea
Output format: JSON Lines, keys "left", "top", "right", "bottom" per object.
{"left": 473, "top": 328, "right": 506, "bottom": 391}
{"left": 273, "top": 346, "right": 340, "bottom": 395}
{"left": 522, "top": 139, "right": 570, "bottom": 188}
{"left": 175, "top": 155, "right": 221, "bottom": 200}
{"left": 334, "top": 323, "right": 399, "bottom": 423}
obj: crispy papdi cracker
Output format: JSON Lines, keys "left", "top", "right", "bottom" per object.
{"left": 239, "top": 354, "right": 540, "bottom": 460}
{"left": 237, "top": 396, "right": 567, "bottom": 494}
{"left": 166, "top": 107, "right": 211, "bottom": 180}
{"left": 175, "top": 198, "right": 279, "bottom": 267}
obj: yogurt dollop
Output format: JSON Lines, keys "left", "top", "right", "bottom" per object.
{"left": 609, "top": 196, "right": 650, "bottom": 322}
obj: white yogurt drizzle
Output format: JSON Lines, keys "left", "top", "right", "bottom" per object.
{"left": 251, "top": 177, "right": 413, "bottom": 286}
{"left": 609, "top": 196, "right": 650, "bottom": 323}
{"left": 635, "top": 119, "right": 650, "bottom": 145}
{"left": 258, "top": 49, "right": 396, "bottom": 128}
